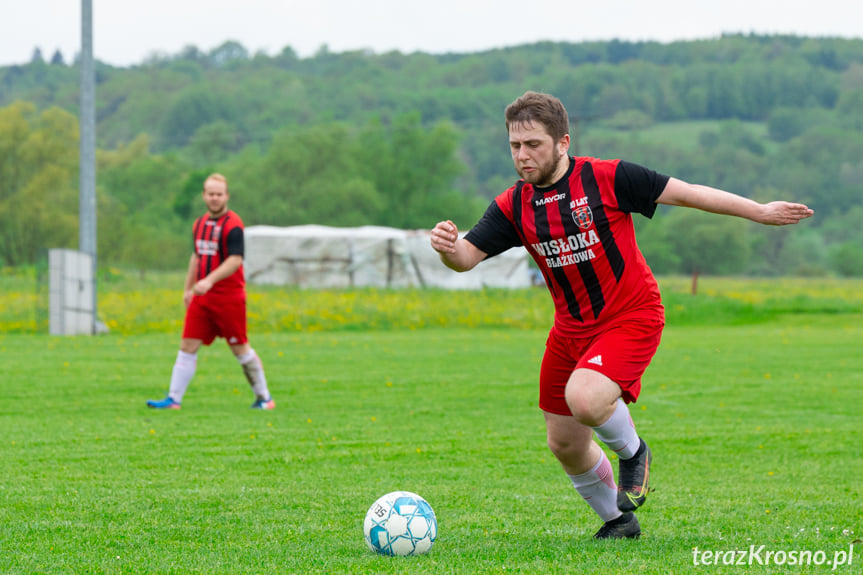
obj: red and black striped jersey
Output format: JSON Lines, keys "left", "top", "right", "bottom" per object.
{"left": 192, "top": 210, "right": 245, "bottom": 295}
{"left": 465, "top": 157, "right": 668, "bottom": 337}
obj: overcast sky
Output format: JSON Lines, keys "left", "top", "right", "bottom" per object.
{"left": 3, "top": 0, "right": 861, "bottom": 67}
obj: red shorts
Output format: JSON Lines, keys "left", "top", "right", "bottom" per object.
{"left": 539, "top": 317, "right": 664, "bottom": 415}
{"left": 182, "top": 292, "right": 248, "bottom": 346}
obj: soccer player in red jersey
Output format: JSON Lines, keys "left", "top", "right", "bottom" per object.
{"left": 147, "top": 173, "right": 275, "bottom": 410}
{"left": 430, "top": 92, "right": 813, "bottom": 539}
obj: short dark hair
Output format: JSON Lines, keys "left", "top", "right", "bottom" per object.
{"left": 504, "top": 91, "right": 569, "bottom": 141}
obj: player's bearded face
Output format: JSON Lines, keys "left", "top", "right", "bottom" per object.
{"left": 202, "top": 179, "right": 229, "bottom": 216}
{"left": 520, "top": 149, "right": 563, "bottom": 187}
{"left": 509, "top": 122, "right": 568, "bottom": 187}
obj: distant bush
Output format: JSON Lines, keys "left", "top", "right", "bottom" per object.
{"left": 606, "top": 109, "right": 654, "bottom": 130}
{"left": 766, "top": 107, "right": 832, "bottom": 142}
{"left": 829, "top": 241, "right": 863, "bottom": 277}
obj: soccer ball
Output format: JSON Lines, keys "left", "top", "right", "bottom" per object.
{"left": 363, "top": 491, "right": 437, "bottom": 556}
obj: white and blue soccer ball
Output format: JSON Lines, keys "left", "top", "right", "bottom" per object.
{"left": 363, "top": 491, "right": 437, "bottom": 556}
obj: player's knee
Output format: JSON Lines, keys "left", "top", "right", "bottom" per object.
{"left": 180, "top": 339, "right": 202, "bottom": 354}
{"left": 565, "top": 386, "right": 607, "bottom": 427}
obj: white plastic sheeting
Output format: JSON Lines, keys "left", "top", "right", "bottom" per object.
{"left": 244, "top": 225, "right": 531, "bottom": 289}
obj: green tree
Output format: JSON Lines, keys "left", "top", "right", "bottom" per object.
{"left": 208, "top": 41, "right": 249, "bottom": 68}
{"left": 836, "top": 89, "right": 863, "bottom": 130}
{"left": 767, "top": 107, "right": 832, "bottom": 142}
{"left": 227, "top": 123, "right": 383, "bottom": 227}
{"left": 173, "top": 168, "right": 215, "bottom": 221}
{"left": 356, "top": 112, "right": 474, "bottom": 229}
{"left": 0, "top": 102, "right": 79, "bottom": 265}
{"left": 829, "top": 241, "right": 863, "bottom": 277}
{"left": 117, "top": 222, "right": 188, "bottom": 273}
{"left": 98, "top": 139, "right": 189, "bottom": 228}
{"left": 160, "top": 85, "right": 235, "bottom": 148}
{"left": 632, "top": 211, "right": 681, "bottom": 274}
{"left": 96, "top": 135, "right": 191, "bottom": 269}
{"left": 187, "top": 121, "right": 242, "bottom": 165}
{"left": 776, "top": 229, "right": 830, "bottom": 277}
{"left": 665, "top": 208, "right": 749, "bottom": 292}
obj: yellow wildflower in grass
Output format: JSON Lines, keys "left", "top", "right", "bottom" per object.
{"left": 2, "top": 270, "right": 862, "bottom": 334}
{"left": 659, "top": 276, "right": 863, "bottom": 305}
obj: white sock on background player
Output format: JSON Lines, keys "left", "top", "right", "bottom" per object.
{"left": 168, "top": 350, "right": 197, "bottom": 403}
{"left": 237, "top": 349, "right": 271, "bottom": 400}
{"left": 592, "top": 398, "right": 640, "bottom": 460}
{"left": 568, "top": 450, "right": 621, "bottom": 522}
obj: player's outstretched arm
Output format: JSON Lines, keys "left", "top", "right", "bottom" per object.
{"left": 656, "top": 177, "right": 814, "bottom": 226}
{"left": 430, "top": 220, "right": 488, "bottom": 272}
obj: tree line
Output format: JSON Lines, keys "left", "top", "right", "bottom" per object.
{"left": 1, "top": 34, "right": 862, "bottom": 276}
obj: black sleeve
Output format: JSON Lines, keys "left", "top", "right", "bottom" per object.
{"left": 226, "top": 227, "right": 244, "bottom": 257}
{"left": 463, "top": 200, "right": 523, "bottom": 259}
{"left": 614, "top": 160, "right": 670, "bottom": 218}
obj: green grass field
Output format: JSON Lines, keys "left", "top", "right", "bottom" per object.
{"left": 1, "top": 308, "right": 861, "bottom": 573}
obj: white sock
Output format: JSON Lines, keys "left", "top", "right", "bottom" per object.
{"left": 568, "top": 451, "right": 621, "bottom": 522}
{"left": 237, "top": 349, "right": 271, "bottom": 400}
{"left": 168, "top": 350, "right": 197, "bottom": 403}
{"left": 592, "top": 398, "right": 640, "bottom": 460}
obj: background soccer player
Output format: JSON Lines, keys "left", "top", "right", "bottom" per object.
{"left": 429, "top": 91, "right": 813, "bottom": 539}
{"left": 147, "top": 173, "right": 275, "bottom": 410}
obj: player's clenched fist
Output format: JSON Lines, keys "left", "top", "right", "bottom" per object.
{"left": 430, "top": 220, "right": 458, "bottom": 254}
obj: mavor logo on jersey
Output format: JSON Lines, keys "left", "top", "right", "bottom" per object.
{"left": 573, "top": 205, "right": 594, "bottom": 230}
